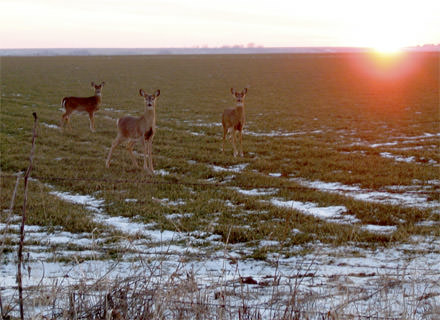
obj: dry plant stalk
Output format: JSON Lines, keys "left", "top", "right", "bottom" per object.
{"left": 17, "top": 112, "right": 38, "bottom": 320}
{"left": 8, "top": 173, "right": 21, "bottom": 213}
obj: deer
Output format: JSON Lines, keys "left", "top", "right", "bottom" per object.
{"left": 105, "top": 89, "right": 160, "bottom": 174}
{"left": 61, "top": 81, "right": 105, "bottom": 132}
{"left": 222, "top": 87, "right": 248, "bottom": 157}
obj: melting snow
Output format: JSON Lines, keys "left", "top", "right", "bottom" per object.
{"left": 2, "top": 237, "right": 439, "bottom": 319}
{"left": 210, "top": 163, "right": 249, "bottom": 172}
{"left": 3, "top": 169, "right": 439, "bottom": 318}
{"left": 268, "top": 172, "right": 282, "bottom": 177}
{"left": 155, "top": 169, "right": 170, "bottom": 176}
{"left": 380, "top": 152, "right": 417, "bottom": 163}
{"left": 41, "top": 122, "right": 59, "bottom": 129}
{"left": 47, "top": 190, "right": 191, "bottom": 243}
{"left": 361, "top": 224, "right": 397, "bottom": 234}
{"left": 166, "top": 213, "right": 194, "bottom": 220}
{"left": 96, "top": 214, "right": 149, "bottom": 236}
{"left": 155, "top": 197, "right": 186, "bottom": 206}
{"left": 292, "top": 178, "right": 440, "bottom": 210}
{"left": 270, "top": 199, "right": 359, "bottom": 224}
{"left": 369, "top": 133, "right": 440, "bottom": 148}
{"left": 232, "top": 187, "right": 278, "bottom": 196}
{"left": 147, "top": 229, "right": 184, "bottom": 242}
{"left": 49, "top": 191, "right": 104, "bottom": 213}
{"left": 245, "top": 129, "right": 323, "bottom": 137}
{"left": 189, "top": 131, "right": 204, "bottom": 136}
{"left": 1, "top": 221, "right": 97, "bottom": 249}
{"left": 184, "top": 121, "right": 221, "bottom": 128}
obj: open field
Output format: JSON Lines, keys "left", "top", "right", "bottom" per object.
{"left": 1, "top": 53, "right": 439, "bottom": 318}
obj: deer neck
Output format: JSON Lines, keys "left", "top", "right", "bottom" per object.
{"left": 94, "top": 93, "right": 102, "bottom": 104}
{"left": 235, "top": 104, "right": 245, "bottom": 119}
{"left": 143, "top": 106, "right": 156, "bottom": 124}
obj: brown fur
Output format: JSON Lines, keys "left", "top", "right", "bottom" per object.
{"left": 222, "top": 88, "right": 248, "bottom": 157}
{"left": 106, "top": 89, "right": 160, "bottom": 173}
{"left": 61, "top": 81, "right": 105, "bottom": 132}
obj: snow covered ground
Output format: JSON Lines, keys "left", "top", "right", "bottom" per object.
{"left": 2, "top": 172, "right": 439, "bottom": 318}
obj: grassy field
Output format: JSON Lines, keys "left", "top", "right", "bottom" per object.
{"left": 1, "top": 53, "right": 439, "bottom": 317}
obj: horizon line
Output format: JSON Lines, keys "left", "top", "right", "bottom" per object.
{"left": 1, "top": 44, "right": 439, "bottom": 50}
{"left": 1, "top": 45, "right": 439, "bottom": 57}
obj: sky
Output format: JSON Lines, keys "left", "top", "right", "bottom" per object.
{"left": 1, "top": 0, "right": 439, "bottom": 50}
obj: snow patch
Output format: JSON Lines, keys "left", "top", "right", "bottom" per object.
{"left": 292, "top": 178, "right": 440, "bottom": 210}
{"left": 210, "top": 163, "right": 249, "bottom": 173}
{"left": 245, "top": 129, "right": 323, "bottom": 137}
{"left": 361, "top": 224, "right": 397, "bottom": 234}
{"left": 268, "top": 172, "right": 282, "bottom": 177}
{"left": 155, "top": 198, "right": 186, "bottom": 206}
{"left": 41, "top": 122, "right": 59, "bottom": 129}
{"left": 49, "top": 191, "right": 104, "bottom": 213}
{"left": 232, "top": 187, "right": 278, "bottom": 196}
{"left": 369, "top": 133, "right": 440, "bottom": 148}
{"left": 269, "top": 199, "right": 358, "bottom": 224}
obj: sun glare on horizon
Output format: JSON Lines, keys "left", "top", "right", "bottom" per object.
{"left": 373, "top": 44, "right": 403, "bottom": 55}
{"left": 345, "top": 1, "right": 438, "bottom": 57}
{"left": 359, "top": 28, "right": 408, "bottom": 56}
{"left": 352, "top": 46, "right": 420, "bottom": 82}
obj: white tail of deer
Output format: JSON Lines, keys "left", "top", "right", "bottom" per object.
{"left": 222, "top": 87, "right": 248, "bottom": 157}
{"left": 105, "top": 89, "right": 160, "bottom": 174}
{"left": 61, "top": 81, "right": 105, "bottom": 132}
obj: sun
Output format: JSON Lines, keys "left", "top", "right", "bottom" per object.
{"left": 373, "top": 44, "right": 403, "bottom": 55}
{"left": 347, "top": 2, "right": 420, "bottom": 57}
{"left": 364, "top": 30, "right": 406, "bottom": 55}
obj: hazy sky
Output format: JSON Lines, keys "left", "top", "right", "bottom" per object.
{"left": 1, "top": 0, "right": 439, "bottom": 49}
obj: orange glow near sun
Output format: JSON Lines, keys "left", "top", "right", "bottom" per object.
{"left": 352, "top": 50, "right": 419, "bottom": 82}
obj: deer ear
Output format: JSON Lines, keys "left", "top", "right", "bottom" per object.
{"left": 139, "top": 89, "right": 145, "bottom": 97}
{"left": 230, "top": 88, "right": 235, "bottom": 95}
{"left": 101, "top": 81, "right": 105, "bottom": 86}
{"left": 155, "top": 89, "right": 160, "bottom": 97}
{"left": 91, "top": 82, "right": 95, "bottom": 87}
{"left": 243, "top": 88, "right": 248, "bottom": 95}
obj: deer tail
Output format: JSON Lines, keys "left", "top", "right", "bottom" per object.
{"left": 61, "top": 97, "right": 67, "bottom": 109}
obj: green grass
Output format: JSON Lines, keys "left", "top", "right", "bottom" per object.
{"left": 1, "top": 53, "right": 439, "bottom": 256}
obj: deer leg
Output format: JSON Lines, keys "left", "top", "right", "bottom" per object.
{"left": 222, "top": 126, "right": 228, "bottom": 153}
{"left": 142, "top": 139, "right": 148, "bottom": 170}
{"left": 127, "top": 140, "right": 139, "bottom": 168}
{"left": 88, "top": 112, "right": 95, "bottom": 132}
{"left": 238, "top": 130, "right": 244, "bottom": 157}
{"left": 66, "top": 113, "right": 73, "bottom": 129}
{"left": 106, "top": 135, "right": 122, "bottom": 168}
{"left": 231, "top": 130, "right": 238, "bottom": 157}
{"left": 65, "top": 116, "right": 72, "bottom": 129}
{"left": 148, "top": 139, "right": 154, "bottom": 173}
{"left": 142, "top": 139, "right": 153, "bottom": 175}
{"left": 61, "top": 110, "right": 71, "bottom": 129}
{"left": 61, "top": 102, "right": 69, "bottom": 128}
